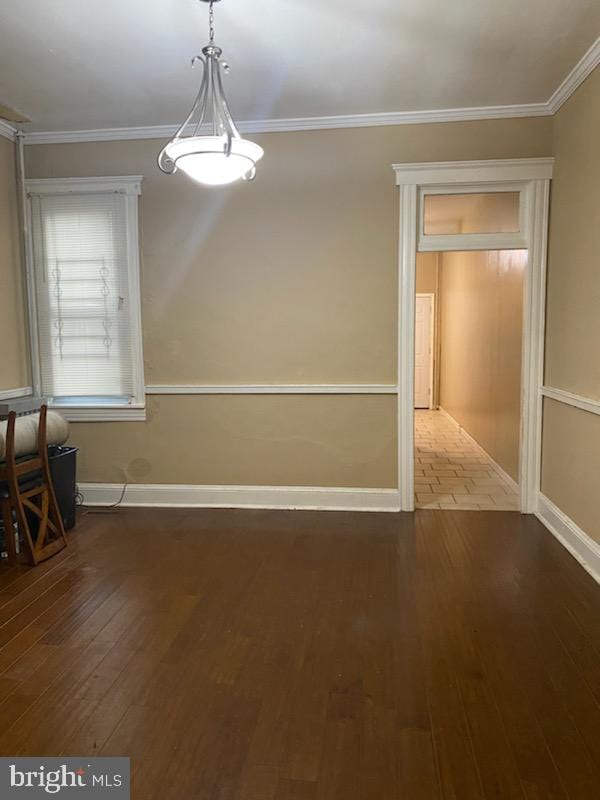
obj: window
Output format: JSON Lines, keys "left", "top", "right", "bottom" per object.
{"left": 422, "top": 191, "right": 521, "bottom": 235}
{"left": 417, "top": 184, "right": 528, "bottom": 252}
{"left": 26, "top": 177, "right": 145, "bottom": 421}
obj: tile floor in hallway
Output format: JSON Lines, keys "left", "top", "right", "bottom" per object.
{"left": 415, "top": 409, "right": 520, "bottom": 510}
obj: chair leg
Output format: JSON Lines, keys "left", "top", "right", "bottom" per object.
{"left": 1, "top": 499, "right": 17, "bottom": 565}
{"left": 39, "top": 415, "right": 68, "bottom": 551}
{"left": 9, "top": 483, "right": 38, "bottom": 566}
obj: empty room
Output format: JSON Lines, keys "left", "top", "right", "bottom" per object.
{"left": 0, "top": 1, "right": 599, "bottom": 798}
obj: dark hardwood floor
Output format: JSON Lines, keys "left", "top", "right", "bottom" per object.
{"left": 0, "top": 507, "right": 599, "bottom": 799}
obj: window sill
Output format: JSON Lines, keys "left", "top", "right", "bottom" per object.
{"left": 49, "top": 404, "right": 146, "bottom": 422}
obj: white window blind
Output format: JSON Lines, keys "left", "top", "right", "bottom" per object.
{"left": 29, "top": 187, "right": 143, "bottom": 410}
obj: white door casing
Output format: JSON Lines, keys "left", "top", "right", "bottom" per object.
{"left": 415, "top": 294, "right": 434, "bottom": 409}
{"left": 393, "top": 158, "right": 553, "bottom": 513}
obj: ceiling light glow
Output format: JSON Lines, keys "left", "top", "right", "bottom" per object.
{"left": 158, "top": 0, "right": 263, "bottom": 187}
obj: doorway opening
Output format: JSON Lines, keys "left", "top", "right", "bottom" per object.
{"left": 394, "top": 159, "right": 552, "bottom": 513}
{"left": 414, "top": 250, "right": 523, "bottom": 510}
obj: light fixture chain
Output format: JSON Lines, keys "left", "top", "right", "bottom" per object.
{"left": 209, "top": 0, "right": 215, "bottom": 43}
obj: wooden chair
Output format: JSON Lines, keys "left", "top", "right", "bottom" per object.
{"left": 0, "top": 405, "right": 68, "bottom": 566}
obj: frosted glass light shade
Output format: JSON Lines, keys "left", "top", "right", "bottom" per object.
{"left": 165, "top": 136, "right": 264, "bottom": 186}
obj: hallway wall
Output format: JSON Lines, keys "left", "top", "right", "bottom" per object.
{"left": 416, "top": 252, "right": 441, "bottom": 407}
{"left": 438, "top": 249, "right": 525, "bottom": 482}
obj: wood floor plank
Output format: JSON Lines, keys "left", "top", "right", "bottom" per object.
{"left": 444, "top": 511, "right": 599, "bottom": 799}
{"left": 0, "top": 506, "right": 598, "bottom": 800}
{"left": 420, "top": 512, "right": 528, "bottom": 800}
{"left": 414, "top": 512, "right": 486, "bottom": 800}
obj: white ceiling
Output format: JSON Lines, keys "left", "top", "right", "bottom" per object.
{"left": 0, "top": 0, "right": 599, "bottom": 132}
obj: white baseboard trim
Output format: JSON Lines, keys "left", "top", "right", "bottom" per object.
{"left": 437, "top": 407, "right": 519, "bottom": 493}
{"left": 536, "top": 494, "right": 600, "bottom": 584}
{"left": 79, "top": 483, "right": 401, "bottom": 513}
{"left": 0, "top": 386, "right": 33, "bottom": 401}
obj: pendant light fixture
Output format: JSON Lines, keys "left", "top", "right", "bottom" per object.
{"left": 158, "top": 0, "right": 263, "bottom": 186}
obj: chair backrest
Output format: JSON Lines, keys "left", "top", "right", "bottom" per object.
{"left": 1, "top": 403, "right": 68, "bottom": 565}
{"left": 1, "top": 405, "right": 48, "bottom": 480}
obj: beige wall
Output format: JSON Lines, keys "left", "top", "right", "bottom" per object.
{"left": 0, "top": 136, "right": 28, "bottom": 391}
{"left": 416, "top": 252, "right": 438, "bottom": 294}
{"left": 25, "top": 116, "right": 552, "bottom": 487}
{"left": 541, "top": 399, "right": 600, "bottom": 543}
{"left": 438, "top": 249, "right": 525, "bottom": 481}
{"left": 71, "top": 394, "right": 397, "bottom": 488}
{"left": 545, "top": 66, "right": 600, "bottom": 399}
{"left": 541, "top": 65, "right": 600, "bottom": 541}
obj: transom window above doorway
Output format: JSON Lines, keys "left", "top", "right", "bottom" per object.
{"left": 423, "top": 191, "right": 521, "bottom": 235}
{"left": 417, "top": 184, "right": 527, "bottom": 252}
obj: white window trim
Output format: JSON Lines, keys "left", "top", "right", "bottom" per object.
{"left": 24, "top": 175, "right": 146, "bottom": 422}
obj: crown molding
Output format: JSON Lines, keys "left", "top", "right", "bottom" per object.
{"left": 19, "top": 102, "right": 552, "bottom": 145}
{"left": 23, "top": 124, "right": 178, "bottom": 145}
{"left": 0, "top": 119, "right": 17, "bottom": 142}
{"left": 16, "top": 36, "right": 600, "bottom": 146}
{"left": 547, "top": 36, "right": 600, "bottom": 113}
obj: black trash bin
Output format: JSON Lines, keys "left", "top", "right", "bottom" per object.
{"left": 48, "top": 445, "right": 78, "bottom": 530}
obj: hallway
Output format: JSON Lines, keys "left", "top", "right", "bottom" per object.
{"left": 415, "top": 410, "right": 519, "bottom": 510}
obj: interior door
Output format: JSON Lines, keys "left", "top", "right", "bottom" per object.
{"left": 415, "top": 294, "right": 433, "bottom": 408}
